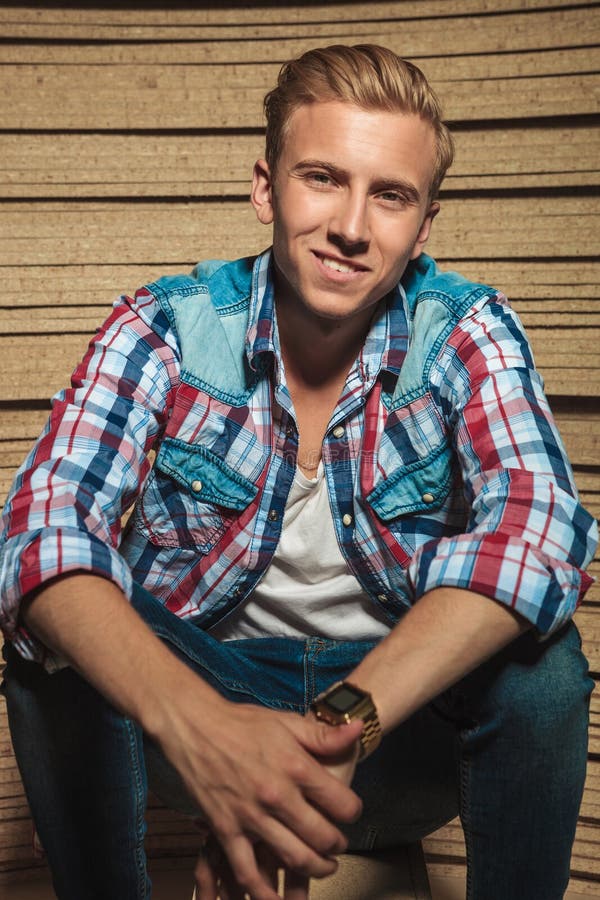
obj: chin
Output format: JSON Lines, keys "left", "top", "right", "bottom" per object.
{"left": 306, "top": 300, "right": 358, "bottom": 319}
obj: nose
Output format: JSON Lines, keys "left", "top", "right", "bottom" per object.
{"left": 328, "top": 189, "right": 370, "bottom": 253}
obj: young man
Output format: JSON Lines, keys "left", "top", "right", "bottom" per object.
{"left": 0, "top": 45, "right": 596, "bottom": 900}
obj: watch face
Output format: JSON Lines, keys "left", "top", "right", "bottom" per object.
{"left": 326, "top": 683, "right": 363, "bottom": 713}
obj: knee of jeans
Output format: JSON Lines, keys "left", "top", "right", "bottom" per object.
{"left": 457, "top": 623, "right": 593, "bottom": 744}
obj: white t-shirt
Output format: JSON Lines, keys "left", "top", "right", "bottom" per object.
{"left": 210, "top": 465, "right": 391, "bottom": 641}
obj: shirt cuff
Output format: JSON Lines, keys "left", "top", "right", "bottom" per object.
{"left": 0, "top": 528, "right": 133, "bottom": 667}
{"left": 409, "top": 531, "right": 593, "bottom": 636}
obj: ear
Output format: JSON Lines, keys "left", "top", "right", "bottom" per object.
{"left": 251, "top": 159, "right": 274, "bottom": 225}
{"left": 410, "top": 201, "right": 440, "bottom": 259}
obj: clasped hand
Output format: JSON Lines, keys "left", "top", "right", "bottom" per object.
{"left": 161, "top": 698, "right": 362, "bottom": 900}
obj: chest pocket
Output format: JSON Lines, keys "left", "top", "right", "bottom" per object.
{"left": 366, "top": 441, "right": 454, "bottom": 521}
{"left": 134, "top": 436, "right": 258, "bottom": 552}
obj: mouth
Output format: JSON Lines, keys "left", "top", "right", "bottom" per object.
{"left": 313, "top": 252, "right": 369, "bottom": 275}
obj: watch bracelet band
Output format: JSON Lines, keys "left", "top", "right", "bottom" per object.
{"left": 358, "top": 704, "right": 381, "bottom": 760}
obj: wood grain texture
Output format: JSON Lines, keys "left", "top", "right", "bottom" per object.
{"left": 1, "top": 7, "right": 598, "bottom": 61}
{"left": 2, "top": 64, "right": 598, "bottom": 129}
{"left": 0, "top": 1, "right": 594, "bottom": 36}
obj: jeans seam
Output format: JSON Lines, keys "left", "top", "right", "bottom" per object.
{"left": 459, "top": 724, "right": 477, "bottom": 900}
{"left": 303, "top": 639, "right": 329, "bottom": 711}
{"left": 125, "top": 718, "right": 148, "bottom": 900}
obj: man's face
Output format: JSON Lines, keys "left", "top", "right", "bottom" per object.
{"left": 251, "top": 101, "right": 439, "bottom": 327}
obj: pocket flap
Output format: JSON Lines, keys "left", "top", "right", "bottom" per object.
{"left": 155, "top": 437, "right": 258, "bottom": 511}
{"left": 367, "top": 442, "right": 453, "bottom": 520}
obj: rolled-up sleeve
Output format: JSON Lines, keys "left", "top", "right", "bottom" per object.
{"left": 409, "top": 293, "right": 598, "bottom": 635}
{"left": 0, "top": 290, "right": 180, "bottom": 662}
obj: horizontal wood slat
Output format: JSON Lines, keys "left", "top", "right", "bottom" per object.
{"left": 2, "top": 33, "right": 598, "bottom": 70}
{"left": 575, "top": 606, "right": 600, "bottom": 669}
{"left": 450, "top": 127, "right": 600, "bottom": 191}
{"left": 1, "top": 64, "right": 598, "bottom": 130}
{"left": 0, "top": 1, "right": 593, "bottom": 34}
{"left": 1, "top": 125, "right": 598, "bottom": 199}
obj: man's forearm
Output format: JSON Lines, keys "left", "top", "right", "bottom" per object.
{"left": 348, "top": 587, "right": 529, "bottom": 734}
{"left": 21, "top": 573, "right": 226, "bottom": 737}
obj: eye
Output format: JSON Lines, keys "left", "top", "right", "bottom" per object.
{"left": 306, "top": 171, "right": 334, "bottom": 187}
{"left": 378, "top": 190, "right": 407, "bottom": 205}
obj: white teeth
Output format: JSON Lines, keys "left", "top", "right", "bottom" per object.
{"left": 321, "top": 256, "right": 355, "bottom": 274}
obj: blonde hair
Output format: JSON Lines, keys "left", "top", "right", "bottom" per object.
{"left": 264, "top": 44, "right": 454, "bottom": 199}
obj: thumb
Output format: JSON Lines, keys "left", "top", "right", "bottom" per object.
{"left": 302, "top": 716, "right": 363, "bottom": 759}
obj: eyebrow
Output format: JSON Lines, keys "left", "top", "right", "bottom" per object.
{"left": 291, "top": 158, "right": 422, "bottom": 205}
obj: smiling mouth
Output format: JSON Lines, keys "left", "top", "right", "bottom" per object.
{"left": 315, "top": 253, "right": 368, "bottom": 275}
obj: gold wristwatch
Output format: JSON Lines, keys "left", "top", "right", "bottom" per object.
{"left": 311, "top": 680, "right": 381, "bottom": 761}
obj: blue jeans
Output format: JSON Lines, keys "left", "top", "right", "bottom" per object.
{"left": 3, "top": 583, "right": 593, "bottom": 900}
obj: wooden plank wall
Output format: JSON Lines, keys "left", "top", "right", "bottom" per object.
{"left": 0, "top": 0, "right": 598, "bottom": 893}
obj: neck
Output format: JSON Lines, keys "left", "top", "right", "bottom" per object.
{"left": 275, "top": 295, "right": 374, "bottom": 388}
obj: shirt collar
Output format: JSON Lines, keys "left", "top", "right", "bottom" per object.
{"left": 245, "top": 248, "right": 409, "bottom": 379}
{"left": 246, "top": 249, "right": 279, "bottom": 371}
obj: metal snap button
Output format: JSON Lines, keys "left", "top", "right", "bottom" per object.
{"left": 191, "top": 479, "right": 203, "bottom": 493}
{"left": 422, "top": 492, "right": 435, "bottom": 504}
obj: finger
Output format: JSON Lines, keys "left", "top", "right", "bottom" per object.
{"left": 283, "top": 869, "right": 310, "bottom": 900}
{"left": 273, "top": 792, "right": 349, "bottom": 857}
{"left": 194, "top": 850, "right": 219, "bottom": 900}
{"left": 218, "top": 856, "right": 247, "bottom": 900}
{"left": 241, "top": 812, "right": 339, "bottom": 880}
{"left": 252, "top": 754, "right": 360, "bottom": 848}
{"left": 259, "top": 764, "right": 359, "bottom": 849}
{"left": 297, "top": 758, "right": 362, "bottom": 826}
{"left": 204, "top": 836, "right": 246, "bottom": 900}
{"left": 221, "top": 833, "right": 281, "bottom": 900}
{"left": 268, "top": 726, "right": 362, "bottom": 826}
{"left": 198, "top": 835, "right": 241, "bottom": 900}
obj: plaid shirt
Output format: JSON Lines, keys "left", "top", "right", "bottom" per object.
{"left": 1, "top": 251, "right": 596, "bottom": 664}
